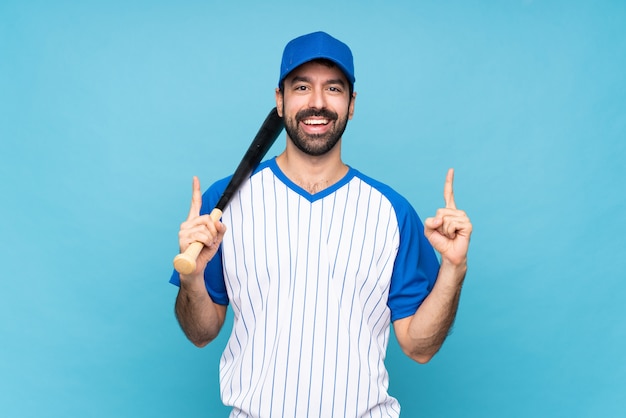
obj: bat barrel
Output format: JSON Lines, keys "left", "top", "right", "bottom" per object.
{"left": 215, "top": 107, "right": 284, "bottom": 211}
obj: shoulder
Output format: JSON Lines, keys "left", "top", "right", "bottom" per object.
{"left": 351, "top": 169, "right": 416, "bottom": 219}
{"left": 201, "top": 159, "right": 275, "bottom": 214}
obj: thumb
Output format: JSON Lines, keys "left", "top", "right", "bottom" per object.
{"left": 424, "top": 216, "right": 442, "bottom": 233}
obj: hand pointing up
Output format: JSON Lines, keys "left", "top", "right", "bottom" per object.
{"left": 424, "top": 169, "right": 472, "bottom": 267}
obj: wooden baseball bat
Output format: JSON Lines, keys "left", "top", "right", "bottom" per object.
{"left": 173, "top": 107, "right": 284, "bottom": 275}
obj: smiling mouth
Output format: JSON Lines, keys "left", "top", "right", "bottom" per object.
{"left": 296, "top": 108, "right": 338, "bottom": 127}
{"left": 302, "top": 118, "right": 330, "bottom": 125}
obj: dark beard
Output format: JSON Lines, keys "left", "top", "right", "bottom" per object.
{"left": 283, "top": 107, "right": 349, "bottom": 157}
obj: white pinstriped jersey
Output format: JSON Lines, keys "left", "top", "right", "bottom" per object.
{"left": 171, "top": 158, "right": 439, "bottom": 418}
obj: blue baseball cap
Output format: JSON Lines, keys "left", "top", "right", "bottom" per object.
{"left": 278, "top": 31, "right": 355, "bottom": 88}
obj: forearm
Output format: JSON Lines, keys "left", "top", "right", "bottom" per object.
{"left": 175, "top": 273, "right": 226, "bottom": 347}
{"left": 395, "top": 259, "right": 467, "bottom": 363}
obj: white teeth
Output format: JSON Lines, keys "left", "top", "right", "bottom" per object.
{"left": 304, "top": 119, "right": 328, "bottom": 125}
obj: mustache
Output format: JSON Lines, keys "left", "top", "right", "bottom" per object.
{"left": 296, "top": 108, "right": 338, "bottom": 122}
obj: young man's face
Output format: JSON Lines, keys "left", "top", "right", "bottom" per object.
{"left": 276, "top": 60, "right": 356, "bottom": 157}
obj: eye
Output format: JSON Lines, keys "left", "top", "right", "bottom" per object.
{"left": 328, "top": 86, "right": 343, "bottom": 93}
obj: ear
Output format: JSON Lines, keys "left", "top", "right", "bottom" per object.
{"left": 275, "top": 88, "right": 284, "bottom": 117}
{"left": 348, "top": 91, "right": 357, "bottom": 120}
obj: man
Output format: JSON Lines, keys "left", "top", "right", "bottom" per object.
{"left": 170, "top": 31, "right": 472, "bottom": 417}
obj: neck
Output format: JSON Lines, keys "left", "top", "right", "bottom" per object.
{"left": 276, "top": 140, "right": 348, "bottom": 194}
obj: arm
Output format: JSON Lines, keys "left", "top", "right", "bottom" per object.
{"left": 393, "top": 260, "right": 466, "bottom": 363}
{"left": 394, "top": 169, "right": 472, "bottom": 363}
{"left": 174, "top": 176, "right": 228, "bottom": 347}
{"left": 175, "top": 273, "right": 227, "bottom": 347}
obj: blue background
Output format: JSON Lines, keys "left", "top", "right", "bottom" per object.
{"left": 1, "top": 1, "right": 625, "bottom": 417}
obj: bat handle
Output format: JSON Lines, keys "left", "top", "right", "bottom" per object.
{"left": 173, "top": 208, "right": 223, "bottom": 275}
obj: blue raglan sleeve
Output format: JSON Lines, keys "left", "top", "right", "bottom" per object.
{"left": 168, "top": 177, "right": 231, "bottom": 306}
{"left": 387, "top": 196, "right": 440, "bottom": 322}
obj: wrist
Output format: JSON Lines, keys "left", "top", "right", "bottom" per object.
{"left": 441, "top": 254, "right": 467, "bottom": 268}
{"left": 179, "top": 272, "right": 206, "bottom": 292}
{"left": 439, "top": 258, "right": 468, "bottom": 281}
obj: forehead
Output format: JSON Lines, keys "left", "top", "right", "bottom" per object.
{"left": 284, "top": 60, "right": 349, "bottom": 85}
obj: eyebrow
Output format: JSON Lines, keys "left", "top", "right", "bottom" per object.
{"left": 289, "top": 75, "right": 347, "bottom": 88}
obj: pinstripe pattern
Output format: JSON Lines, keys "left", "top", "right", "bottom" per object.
{"left": 217, "top": 160, "right": 409, "bottom": 418}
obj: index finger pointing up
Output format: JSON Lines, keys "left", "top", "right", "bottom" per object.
{"left": 444, "top": 168, "right": 456, "bottom": 209}
{"left": 187, "top": 176, "right": 203, "bottom": 220}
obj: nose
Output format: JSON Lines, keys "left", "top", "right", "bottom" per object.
{"left": 308, "top": 87, "right": 326, "bottom": 110}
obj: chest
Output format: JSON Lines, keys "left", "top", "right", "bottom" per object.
{"left": 220, "top": 172, "right": 399, "bottom": 302}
